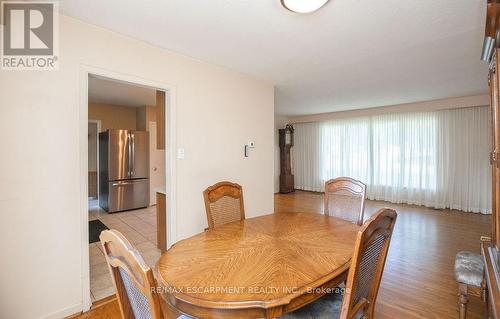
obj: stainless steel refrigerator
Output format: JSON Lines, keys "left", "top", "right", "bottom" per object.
{"left": 99, "top": 129, "right": 150, "bottom": 213}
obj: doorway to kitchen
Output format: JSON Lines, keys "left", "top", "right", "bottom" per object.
{"left": 80, "top": 69, "right": 175, "bottom": 308}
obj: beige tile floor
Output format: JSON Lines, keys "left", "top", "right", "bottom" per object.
{"left": 88, "top": 200, "right": 161, "bottom": 302}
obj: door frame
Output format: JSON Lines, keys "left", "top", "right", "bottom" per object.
{"left": 87, "top": 119, "right": 101, "bottom": 200}
{"left": 79, "top": 65, "right": 178, "bottom": 311}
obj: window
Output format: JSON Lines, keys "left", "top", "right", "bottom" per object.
{"left": 371, "top": 113, "right": 437, "bottom": 191}
{"left": 292, "top": 106, "right": 491, "bottom": 213}
{"left": 320, "top": 113, "right": 437, "bottom": 192}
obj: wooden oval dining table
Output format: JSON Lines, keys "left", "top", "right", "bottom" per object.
{"left": 156, "top": 212, "right": 360, "bottom": 319}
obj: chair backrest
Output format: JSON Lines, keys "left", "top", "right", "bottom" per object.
{"left": 324, "top": 177, "right": 366, "bottom": 226}
{"left": 100, "top": 230, "right": 162, "bottom": 319}
{"left": 340, "top": 208, "right": 397, "bottom": 319}
{"left": 203, "top": 181, "right": 245, "bottom": 230}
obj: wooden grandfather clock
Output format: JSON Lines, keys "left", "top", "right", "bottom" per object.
{"left": 279, "top": 124, "right": 295, "bottom": 193}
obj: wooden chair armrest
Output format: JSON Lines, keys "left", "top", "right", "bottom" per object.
{"left": 481, "top": 236, "right": 492, "bottom": 243}
{"left": 481, "top": 236, "right": 492, "bottom": 255}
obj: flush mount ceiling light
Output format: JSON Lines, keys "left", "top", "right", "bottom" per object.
{"left": 281, "top": 0, "right": 330, "bottom": 13}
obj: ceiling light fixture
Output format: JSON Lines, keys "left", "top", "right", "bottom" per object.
{"left": 281, "top": 0, "right": 329, "bottom": 13}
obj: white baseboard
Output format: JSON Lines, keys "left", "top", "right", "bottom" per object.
{"left": 39, "top": 303, "right": 82, "bottom": 319}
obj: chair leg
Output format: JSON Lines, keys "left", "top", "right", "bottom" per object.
{"left": 481, "top": 280, "right": 487, "bottom": 302}
{"left": 482, "top": 281, "right": 489, "bottom": 319}
{"left": 459, "top": 283, "right": 469, "bottom": 319}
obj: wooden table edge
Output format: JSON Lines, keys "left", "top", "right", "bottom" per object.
{"left": 156, "top": 261, "right": 350, "bottom": 318}
{"left": 156, "top": 260, "right": 350, "bottom": 309}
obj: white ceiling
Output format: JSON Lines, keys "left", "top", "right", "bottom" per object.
{"left": 88, "top": 75, "right": 156, "bottom": 107}
{"left": 62, "top": 0, "right": 489, "bottom": 116}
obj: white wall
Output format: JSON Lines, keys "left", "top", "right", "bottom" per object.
{"left": 0, "top": 15, "right": 274, "bottom": 319}
{"left": 274, "top": 115, "right": 289, "bottom": 193}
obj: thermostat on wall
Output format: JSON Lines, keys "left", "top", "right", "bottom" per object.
{"left": 244, "top": 141, "right": 255, "bottom": 157}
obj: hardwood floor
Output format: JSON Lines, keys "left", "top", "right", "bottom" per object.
{"left": 71, "top": 296, "right": 120, "bottom": 319}
{"left": 75, "top": 191, "right": 490, "bottom": 319}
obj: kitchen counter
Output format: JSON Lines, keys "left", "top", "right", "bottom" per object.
{"left": 154, "top": 187, "right": 166, "bottom": 195}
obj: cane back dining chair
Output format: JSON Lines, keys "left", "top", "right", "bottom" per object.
{"left": 203, "top": 181, "right": 245, "bottom": 230}
{"left": 324, "top": 177, "right": 367, "bottom": 226}
{"left": 280, "top": 208, "right": 398, "bottom": 319}
{"left": 100, "top": 229, "right": 188, "bottom": 319}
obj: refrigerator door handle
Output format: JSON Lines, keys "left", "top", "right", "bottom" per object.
{"left": 130, "top": 132, "right": 135, "bottom": 177}
{"left": 127, "top": 132, "right": 132, "bottom": 178}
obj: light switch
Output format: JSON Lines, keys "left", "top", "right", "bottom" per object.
{"left": 177, "top": 148, "right": 185, "bottom": 159}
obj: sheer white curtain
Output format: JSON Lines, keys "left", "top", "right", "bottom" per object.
{"left": 292, "top": 106, "right": 491, "bottom": 214}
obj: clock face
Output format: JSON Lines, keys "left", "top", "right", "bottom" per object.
{"left": 285, "top": 132, "right": 291, "bottom": 145}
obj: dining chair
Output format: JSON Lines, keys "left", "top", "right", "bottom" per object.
{"left": 100, "top": 229, "right": 189, "bottom": 319}
{"left": 280, "top": 208, "right": 397, "bottom": 319}
{"left": 324, "top": 177, "right": 367, "bottom": 226}
{"left": 203, "top": 181, "right": 245, "bottom": 230}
